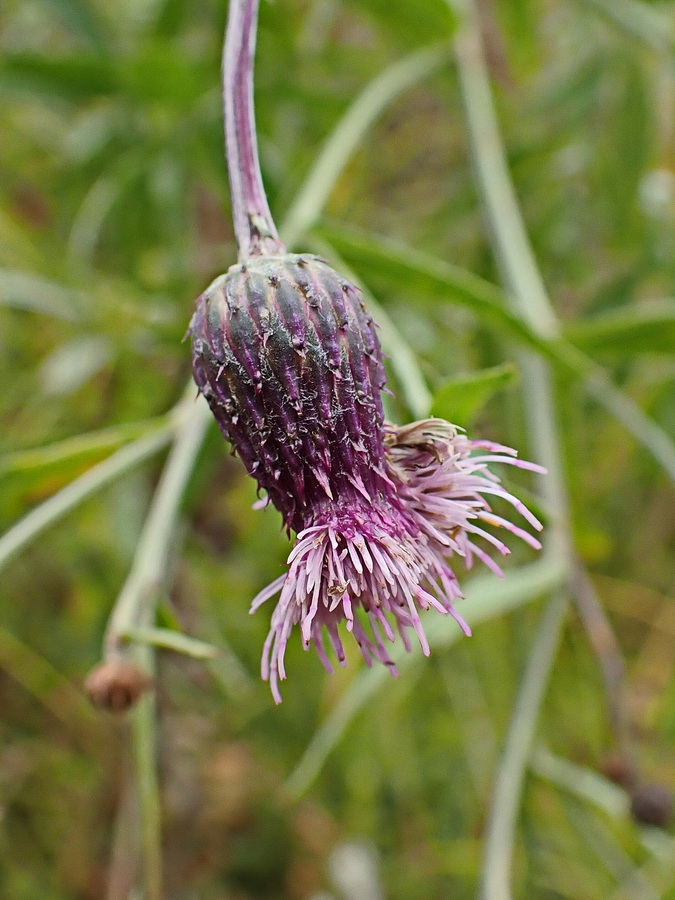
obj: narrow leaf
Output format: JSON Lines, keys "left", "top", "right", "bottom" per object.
{"left": 122, "top": 627, "right": 220, "bottom": 660}
{"left": 314, "top": 222, "right": 551, "bottom": 354}
{"left": 564, "top": 300, "right": 675, "bottom": 354}
{"left": 0, "top": 269, "right": 82, "bottom": 320}
{"left": 0, "top": 419, "right": 168, "bottom": 478}
{"left": 431, "top": 363, "right": 518, "bottom": 424}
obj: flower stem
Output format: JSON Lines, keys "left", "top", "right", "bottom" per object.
{"left": 223, "top": 0, "right": 285, "bottom": 260}
{"left": 102, "top": 395, "right": 211, "bottom": 899}
{"left": 104, "top": 397, "right": 211, "bottom": 657}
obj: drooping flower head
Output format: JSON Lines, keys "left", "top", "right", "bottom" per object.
{"left": 190, "top": 255, "right": 544, "bottom": 702}
{"left": 190, "top": 0, "right": 545, "bottom": 701}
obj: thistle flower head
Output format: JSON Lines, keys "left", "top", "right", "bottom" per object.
{"left": 190, "top": 255, "right": 544, "bottom": 702}
{"left": 190, "top": 254, "right": 390, "bottom": 533}
{"left": 191, "top": 0, "right": 545, "bottom": 701}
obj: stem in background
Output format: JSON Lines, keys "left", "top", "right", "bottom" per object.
{"left": 131, "top": 687, "right": 162, "bottom": 900}
{"left": 478, "top": 591, "right": 568, "bottom": 900}
{"left": 104, "top": 397, "right": 211, "bottom": 657}
{"left": 449, "top": 1, "right": 645, "bottom": 897}
{"left": 106, "top": 774, "right": 139, "bottom": 900}
{"left": 223, "top": 0, "right": 285, "bottom": 259}
{"left": 452, "top": 10, "right": 559, "bottom": 342}
{"left": 449, "top": 2, "right": 573, "bottom": 897}
{"left": 102, "top": 396, "right": 211, "bottom": 900}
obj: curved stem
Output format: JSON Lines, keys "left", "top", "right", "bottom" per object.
{"left": 104, "top": 397, "right": 212, "bottom": 656}
{"left": 448, "top": 3, "right": 574, "bottom": 898}
{"left": 450, "top": 0, "right": 571, "bottom": 558}
{"left": 223, "top": 0, "right": 285, "bottom": 259}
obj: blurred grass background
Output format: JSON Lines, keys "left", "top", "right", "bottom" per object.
{"left": 1, "top": 0, "right": 674, "bottom": 897}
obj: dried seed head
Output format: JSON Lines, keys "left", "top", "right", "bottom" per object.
{"left": 630, "top": 782, "right": 673, "bottom": 828}
{"left": 84, "top": 659, "right": 153, "bottom": 712}
{"left": 190, "top": 254, "right": 390, "bottom": 533}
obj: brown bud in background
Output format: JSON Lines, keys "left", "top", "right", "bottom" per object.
{"left": 630, "top": 782, "right": 673, "bottom": 828}
{"left": 84, "top": 659, "right": 153, "bottom": 713}
{"left": 600, "top": 753, "right": 636, "bottom": 789}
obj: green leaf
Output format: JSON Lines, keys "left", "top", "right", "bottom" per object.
{"left": 314, "top": 222, "right": 551, "bottom": 353}
{"left": 431, "top": 363, "right": 519, "bottom": 424}
{"left": 121, "top": 627, "right": 220, "bottom": 660}
{"left": 0, "top": 427, "right": 174, "bottom": 573}
{"left": 0, "top": 270, "right": 83, "bottom": 320}
{"left": 0, "top": 419, "right": 168, "bottom": 478}
{"left": 563, "top": 300, "right": 675, "bottom": 354}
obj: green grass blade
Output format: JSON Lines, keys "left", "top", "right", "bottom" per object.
{"left": 563, "top": 300, "right": 675, "bottom": 355}
{"left": 281, "top": 43, "right": 450, "bottom": 248}
{"left": 0, "top": 419, "right": 175, "bottom": 573}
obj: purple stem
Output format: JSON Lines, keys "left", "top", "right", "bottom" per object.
{"left": 223, "top": 0, "right": 285, "bottom": 260}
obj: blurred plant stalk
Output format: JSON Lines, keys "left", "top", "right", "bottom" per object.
{"left": 448, "top": 1, "right": 637, "bottom": 898}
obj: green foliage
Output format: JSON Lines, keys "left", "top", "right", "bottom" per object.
{"left": 430, "top": 363, "right": 518, "bottom": 425}
{"left": 564, "top": 299, "right": 675, "bottom": 355}
{"left": 1, "top": 0, "right": 674, "bottom": 898}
